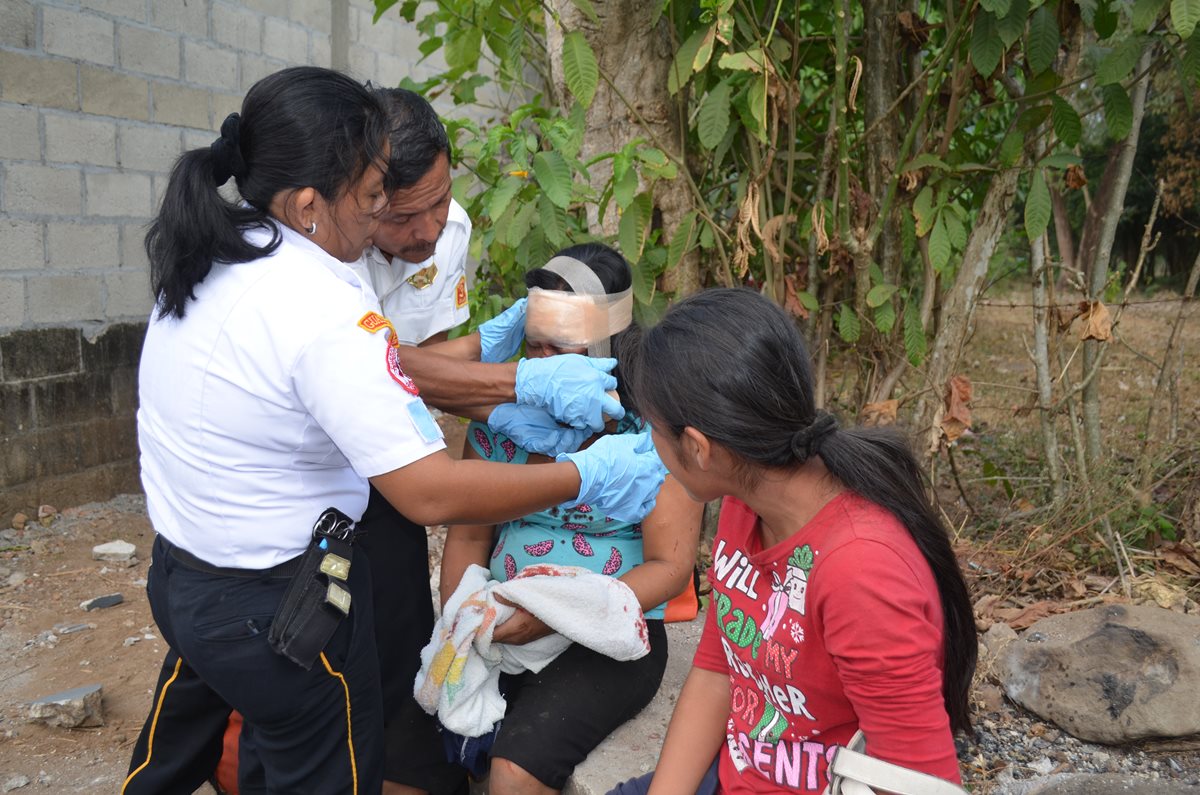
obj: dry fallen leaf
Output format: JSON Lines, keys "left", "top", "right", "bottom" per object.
{"left": 1078, "top": 300, "right": 1112, "bottom": 342}
{"left": 940, "top": 375, "right": 973, "bottom": 443}
{"left": 861, "top": 399, "right": 899, "bottom": 427}
{"left": 992, "top": 600, "right": 1057, "bottom": 630}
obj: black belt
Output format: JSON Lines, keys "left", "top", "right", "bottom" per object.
{"left": 162, "top": 537, "right": 303, "bottom": 579}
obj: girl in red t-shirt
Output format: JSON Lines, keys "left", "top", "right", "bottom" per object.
{"left": 619, "top": 289, "right": 976, "bottom": 795}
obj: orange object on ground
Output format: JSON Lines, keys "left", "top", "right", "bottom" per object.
{"left": 663, "top": 569, "right": 700, "bottom": 622}
{"left": 214, "top": 711, "right": 241, "bottom": 795}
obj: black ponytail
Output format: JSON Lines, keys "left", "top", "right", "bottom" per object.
{"left": 148, "top": 66, "right": 389, "bottom": 319}
{"left": 628, "top": 288, "right": 977, "bottom": 733}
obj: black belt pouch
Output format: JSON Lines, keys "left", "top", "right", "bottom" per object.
{"left": 268, "top": 508, "right": 356, "bottom": 670}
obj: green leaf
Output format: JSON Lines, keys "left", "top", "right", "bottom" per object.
{"left": 1186, "top": 35, "right": 1200, "bottom": 82}
{"left": 1017, "top": 104, "right": 1052, "bottom": 133}
{"left": 913, "top": 186, "right": 937, "bottom": 237}
{"left": 746, "top": 75, "right": 768, "bottom": 143}
{"left": 568, "top": 0, "right": 600, "bottom": 24}
{"left": 668, "top": 27, "right": 708, "bottom": 95}
{"left": 929, "top": 212, "right": 952, "bottom": 272}
{"left": 980, "top": 0, "right": 1012, "bottom": 14}
{"left": 997, "top": 0, "right": 1029, "bottom": 47}
{"left": 903, "top": 300, "right": 927, "bottom": 365}
{"left": 999, "top": 129, "right": 1024, "bottom": 166}
{"left": 538, "top": 195, "right": 569, "bottom": 249}
{"left": 613, "top": 167, "right": 639, "bottom": 210}
{"left": 1102, "top": 83, "right": 1134, "bottom": 139}
{"left": 867, "top": 284, "right": 898, "bottom": 308}
{"left": 486, "top": 175, "right": 524, "bottom": 221}
{"left": 1094, "top": 0, "right": 1119, "bottom": 38}
{"left": 900, "top": 209, "right": 917, "bottom": 259}
{"left": 1040, "top": 152, "right": 1082, "bottom": 168}
{"left": 618, "top": 193, "right": 652, "bottom": 261}
{"left": 697, "top": 79, "right": 733, "bottom": 150}
{"left": 631, "top": 260, "right": 656, "bottom": 304}
{"left": 1050, "top": 95, "right": 1082, "bottom": 146}
{"left": 1096, "top": 37, "right": 1143, "bottom": 85}
{"left": 1024, "top": 168, "right": 1051, "bottom": 242}
{"left": 1026, "top": 6, "right": 1059, "bottom": 74}
{"left": 1173, "top": 0, "right": 1200, "bottom": 37}
{"left": 1133, "top": 0, "right": 1168, "bottom": 30}
{"left": 837, "top": 304, "right": 861, "bottom": 343}
{"left": 797, "top": 290, "right": 819, "bottom": 312}
{"left": 874, "top": 302, "right": 897, "bottom": 335}
{"left": 971, "top": 11, "right": 1004, "bottom": 77}
{"left": 506, "top": 201, "right": 537, "bottom": 249}
{"left": 561, "top": 31, "right": 599, "bottom": 108}
{"left": 718, "top": 49, "right": 767, "bottom": 72}
{"left": 533, "top": 151, "right": 573, "bottom": 210}
{"left": 666, "top": 211, "right": 697, "bottom": 271}
{"left": 902, "top": 153, "right": 952, "bottom": 172}
{"left": 444, "top": 27, "right": 483, "bottom": 73}
{"left": 945, "top": 210, "right": 968, "bottom": 250}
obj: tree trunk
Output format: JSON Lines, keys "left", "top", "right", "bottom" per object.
{"left": 544, "top": 1, "right": 700, "bottom": 294}
{"left": 1030, "top": 235, "right": 1065, "bottom": 504}
{"left": 912, "top": 165, "right": 1020, "bottom": 456}
{"left": 1079, "top": 47, "right": 1154, "bottom": 465}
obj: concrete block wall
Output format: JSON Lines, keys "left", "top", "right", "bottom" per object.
{"left": 0, "top": 0, "right": 463, "bottom": 515}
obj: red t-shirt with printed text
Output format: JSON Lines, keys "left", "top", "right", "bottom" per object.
{"left": 693, "top": 493, "right": 960, "bottom": 794}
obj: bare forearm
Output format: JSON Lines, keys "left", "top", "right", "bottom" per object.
{"left": 422, "top": 331, "right": 479, "bottom": 358}
{"left": 649, "top": 667, "right": 729, "bottom": 795}
{"left": 370, "top": 455, "right": 579, "bottom": 527}
{"left": 620, "top": 558, "right": 694, "bottom": 613}
{"left": 440, "top": 530, "right": 494, "bottom": 606}
{"left": 397, "top": 344, "right": 513, "bottom": 419}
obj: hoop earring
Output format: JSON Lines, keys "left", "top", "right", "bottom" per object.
{"left": 306, "top": 222, "right": 317, "bottom": 235}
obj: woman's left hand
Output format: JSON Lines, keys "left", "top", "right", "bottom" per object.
{"left": 492, "top": 598, "right": 554, "bottom": 645}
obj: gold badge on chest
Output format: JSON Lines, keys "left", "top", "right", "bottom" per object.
{"left": 406, "top": 262, "right": 438, "bottom": 290}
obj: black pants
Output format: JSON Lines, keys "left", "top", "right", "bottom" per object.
{"left": 123, "top": 536, "right": 383, "bottom": 794}
{"left": 356, "top": 487, "right": 467, "bottom": 794}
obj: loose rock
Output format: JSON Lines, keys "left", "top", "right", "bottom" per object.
{"left": 27, "top": 684, "right": 104, "bottom": 728}
{"left": 994, "top": 772, "right": 1199, "bottom": 794}
{"left": 1000, "top": 604, "right": 1200, "bottom": 744}
{"left": 80, "top": 593, "right": 124, "bottom": 611}
{"left": 10, "top": 513, "right": 27, "bottom": 531}
{"left": 1, "top": 775, "right": 29, "bottom": 792}
{"left": 91, "top": 540, "right": 136, "bottom": 563}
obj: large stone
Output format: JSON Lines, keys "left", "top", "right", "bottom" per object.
{"left": 27, "top": 683, "right": 103, "bottom": 728}
{"left": 995, "top": 772, "right": 1198, "bottom": 794}
{"left": 999, "top": 604, "right": 1200, "bottom": 744}
{"left": 92, "top": 539, "right": 136, "bottom": 562}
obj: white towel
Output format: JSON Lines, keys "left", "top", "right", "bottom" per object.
{"left": 413, "top": 563, "right": 650, "bottom": 737}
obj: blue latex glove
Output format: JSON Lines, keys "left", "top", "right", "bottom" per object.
{"left": 557, "top": 431, "right": 667, "bottom": 523}
{"left": 487, "top": 403, "right": 590, "bottom": 457}
{"left": 514, "top": 354, "right": 624, "bottom": 433}
{"left": 479, "top": 297, "right": 527, "bottom": 363}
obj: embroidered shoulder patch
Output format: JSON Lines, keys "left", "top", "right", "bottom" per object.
{"left": 386, "top": 343, "right": 420, "bottom": 396}
{"left": 454, "top": 275, "right": 468, "bottom": 309}
{"left": 358, "top": 311, "right": 393, "bottom": 334}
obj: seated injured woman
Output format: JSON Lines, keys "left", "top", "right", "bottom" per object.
{"left": 439, "top": 242, "right": 704, "bottom": 795}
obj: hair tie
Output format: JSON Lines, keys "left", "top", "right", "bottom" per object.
{"left": 791, "top": 412, "right": 838, "bottom": 463}
{"left": 210, "top": 112, "right": 247, "bottom": 185}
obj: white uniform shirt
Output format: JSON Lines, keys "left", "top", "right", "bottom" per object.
{"left": 348, "top": 198, "right": 471, "bottom": 345}
{"left": 138, "top": 222, "right": 446, "bottom": 569}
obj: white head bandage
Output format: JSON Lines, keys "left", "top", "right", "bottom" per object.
{"left": 524, "top": 256, "right": 633, "bottom": 358}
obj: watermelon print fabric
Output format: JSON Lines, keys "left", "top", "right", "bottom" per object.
{"left": 466, "top": 417, "right": 665, "bottom": 619}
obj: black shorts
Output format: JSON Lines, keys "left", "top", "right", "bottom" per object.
{"left": 491, "top": 619, "right": 668, "bottom": 790}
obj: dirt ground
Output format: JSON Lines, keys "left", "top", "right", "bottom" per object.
{"left": 0, "top": 298, "right": 1195, "bottom": 792}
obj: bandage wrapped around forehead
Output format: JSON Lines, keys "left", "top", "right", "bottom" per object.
{"left": 525, "top": 256, "right": 633, "bottom": 358}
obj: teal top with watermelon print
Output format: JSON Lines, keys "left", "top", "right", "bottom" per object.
{"left": 466, "top": 416, "right": 666, "bottom": 620}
